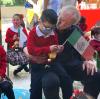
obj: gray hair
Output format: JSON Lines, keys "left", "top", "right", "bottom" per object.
{"left": 60, "top": 5, "right": 81, "bottom": 25}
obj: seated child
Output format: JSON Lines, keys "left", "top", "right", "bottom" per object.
{"left": 5, "top": 14, "right": 29, "bottom": 76}
{"left": 0, "top": 45, "right": 15, "bottom": 99}
{"left": 27, "top": 9, "right": 73, "bottom": 99}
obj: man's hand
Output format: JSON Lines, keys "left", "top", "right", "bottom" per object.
{"left": 82, "top": 60, "right": 97, "bottom": 75}
{"left": 50, "top": 45, "right": 64, "bottom": 53}
{"left": 57, "top": 45, "right": 64, "bottom": 53}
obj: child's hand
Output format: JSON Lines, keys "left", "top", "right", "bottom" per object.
{"left": 13, "top": 35, "right": 18, "bottom": 40}
{"left": 50, "top": 45, "right": 58, "bottom": 52}
{"left": 13, "top": 41, "right": 19, "bottom": 48}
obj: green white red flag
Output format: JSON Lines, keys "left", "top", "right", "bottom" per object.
{"left": 67, "top": 28, "right": 94, "bottom": 60}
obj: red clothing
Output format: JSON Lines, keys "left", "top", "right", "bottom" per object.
{"left": 5, "top": 28, "right": 18, "bottom": 48}
{"left": 5, "top": 27, "right": 28, "bottom": 49}
{"left": 0, "top": 45, "right": 7, "bottom": 78}
{"left": 78, "top": 23, "right": 87, "bottom": 32}
{"left": 90, "top": 39, "right": 100, "bottom": 52}
{"left": 27, "top": 27, "right": 58, "bottom": 63}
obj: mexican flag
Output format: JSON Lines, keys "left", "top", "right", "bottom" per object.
{"left": 67, "top": 28, "right": 94, "bottom": 60}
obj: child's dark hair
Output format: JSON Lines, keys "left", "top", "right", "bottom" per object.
{"left": 41, "top": 9, "right": 57, "bottom": 25}
{"left": 91, "top": 26, "right": 100, "bottom": 36}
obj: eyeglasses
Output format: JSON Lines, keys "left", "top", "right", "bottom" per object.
{"left": 42, "top": 23, "right": 56, "bottom": 30}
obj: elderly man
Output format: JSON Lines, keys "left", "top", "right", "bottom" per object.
{"left": 56, "top": 5, "right": 100, "bottom": 98}
{"left": 25, "top": 5, "right": 100, "bottom": 99}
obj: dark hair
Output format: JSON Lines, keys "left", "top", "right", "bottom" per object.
{"left": 41, "top": 9, "right": 57, "bottom": 25}
{"left": 91, "top": 26, "right": 100, "bottom": 36}
{"left": 79, "top": 16, "right": 86, "bottom": 24}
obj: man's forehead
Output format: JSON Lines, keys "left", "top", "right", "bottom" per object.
{"left": 59, "top": 11, "right": 70, "bottom": 19}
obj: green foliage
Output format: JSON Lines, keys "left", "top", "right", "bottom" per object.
{"left": 13, "top": 0, "right": 25, "bottom": 6}
{"left": 1, "top": 0, "right": 25, "bottom": 6}
{"left": 0, "top": 1, "right": 3, "bottom": 6}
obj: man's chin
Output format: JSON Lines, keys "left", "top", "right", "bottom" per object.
{"left": 57, "top": 25, "right": 67, "bottom": 30}
{"left": 57, "top": 26, "right": 63, "bottom": 30}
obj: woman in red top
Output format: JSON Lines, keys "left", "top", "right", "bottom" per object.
{"left": 0, "top": 45, "right": 15, "bottom": 99}
{"left": 5, "top": 14, "right": 29, "bottom": 76}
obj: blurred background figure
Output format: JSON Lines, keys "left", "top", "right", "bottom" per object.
{"left": 91, "top": 20, "right": 100, "bottom": 38}
{"left": 61, "top": 0, "right": 78, "bottom": 7}
{"left": 90, "top": 26, "right": 100, "bottom": 69}
{"left": 25, "top": 0, "right": 43, "bottom": 30}
{"left": 43, "top": 0, "right": 61, "bottom": 14}
{"left": 90, "top": 26, "right": 100, "bottom": 52}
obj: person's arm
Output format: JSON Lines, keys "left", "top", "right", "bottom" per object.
{"left": 0, "top": 46, "right": 6, "bottom": 79}
{"left": 43, "top": 0, "right": 49, "bottom": 10}
{"left": 27, "top": 28, "right": 51, "bottom": 56}
{"left": 23, "top": 47, "right": 47, "bottom": 64}
{"left": 5, "top": 28, "right": 18, "bottom": 44}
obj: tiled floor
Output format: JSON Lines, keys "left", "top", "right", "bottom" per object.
{"left": 8, "top": 65, "right": 30, "bottom": 90}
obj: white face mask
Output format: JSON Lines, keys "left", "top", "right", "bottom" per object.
{"left": 41, "top": 26, "right": 53, "bottom": 35}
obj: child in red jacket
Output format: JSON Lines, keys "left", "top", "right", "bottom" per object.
{"left": 5, "top": 14, "right": 29, "bottom": 76}
{"left": 0, "top": 45, "right": 15, "bottom": 99}
{"left": 90, "top": 26, "right": 100, "bottom": 57}
{"left": 27, "top": 9, "right": 73, "bottom": 99}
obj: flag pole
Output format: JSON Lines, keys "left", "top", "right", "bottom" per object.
{"left": 62, "top": 38, "right": 67, "bottom": 46}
